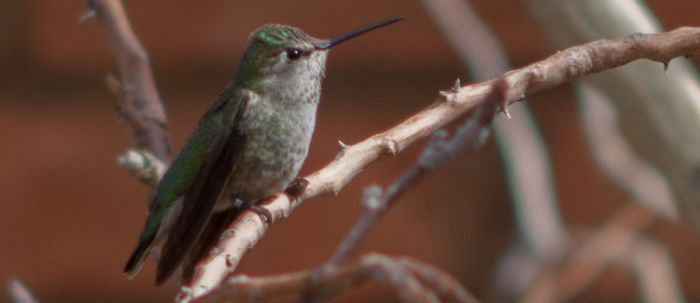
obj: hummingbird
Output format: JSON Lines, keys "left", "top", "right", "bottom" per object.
{"left": 123, "top": 16, "right": 404, "bottom": 285}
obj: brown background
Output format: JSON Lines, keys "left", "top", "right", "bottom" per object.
{"left": 1, "top": 1, "right": 699, "bottom": 302}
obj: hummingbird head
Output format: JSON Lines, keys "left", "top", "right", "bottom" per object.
{"left": 234, "top": 24, "right": 327, "bottom": 92}
{"left": 234, "top": 16, "right": 404, "bottom": 93}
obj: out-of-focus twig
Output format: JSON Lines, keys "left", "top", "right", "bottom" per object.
{"left": 521, "top": 203, "right": 655, "bottom": 303}
{"left": 578, "top": 84, "right": 677, "bottom": 219}
{"left": 161, "top": 26, "right": 700, "bottom": 299}
{"left": 192, "top": 253, "right": 476, "bottom": 303}
{"left": 575, "top": 84, "right": 683, "bottom": 302}
{"left": 623, "top": 238, "right": 685, "bottom": 303}
{"left": 421, "top": 0, "right": 567, "bottom": 261}
{"left": 117, "top": 148, "right": 168, "bottom": 187}
{"left": 85, "top": 0, "right": 171, "bottom": 160}
{"left": 7, "top": 280, "right": 40, "bottom": 303}
{"left": 420, "top": 0, "right": 509, "bottom": 76}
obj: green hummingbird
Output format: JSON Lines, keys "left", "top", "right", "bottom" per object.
{"left": 123, "top": 16, "right": 404, "bottom": 285}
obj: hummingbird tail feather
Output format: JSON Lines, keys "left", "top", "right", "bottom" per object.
{"left": 181, "top": 209, "right": 239, "bottom": 283}
{"left": 124, "top": 233, "right": 156, "bottom": 279}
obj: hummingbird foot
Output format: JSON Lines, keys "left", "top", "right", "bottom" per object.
{"left": 232, "top": 197, "right": 273, "bottom": 224}
{"left": 247, "top": 204, "right": 273, "bottom": 224}
{"left": 284, "top": 177, "right": 309, "bottom": 199}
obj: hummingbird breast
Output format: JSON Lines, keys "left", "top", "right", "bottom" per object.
{"left": 219, "top": 88, "right": 319, "bottom": 207}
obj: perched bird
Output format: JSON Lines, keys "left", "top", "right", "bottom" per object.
{"left": 123, "top": 16, "right": 404, "bottom": 285}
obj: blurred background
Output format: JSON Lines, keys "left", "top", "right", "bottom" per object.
{"left": 2, "top": 0, "right": 700, "bottom": 302}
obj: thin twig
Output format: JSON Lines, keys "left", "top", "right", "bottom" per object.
{"left": 117, "top": 148, "right": 168, "bottom": 187}
{"left": 521, "top": 203, "right": 655, "bottom": 303}
{"left": 7, "top": 280, "right": 40, "bottom": 303}
{"left": 578, "top": 84, "right": 678, "bottom": 219}
{"left": 192, "top": 253, "right": 474, "bottom": 303}
{"left": 401, "top": 258, "right": 480, "bottom": 303}
{"left": 86, "top": 0, "right": 171, "bottom": 160}
{"left": 623, "top": 238, "right": 685, "bottom": 303}
{"left": 178, "top": 27, "right": 700, "bottom": 298}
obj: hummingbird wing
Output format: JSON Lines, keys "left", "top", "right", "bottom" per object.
{"left": 154, "top": 88, "right": 253, "bottom": 285}
{"left": 123, "top": 82, "right": 247, "bottom": 281}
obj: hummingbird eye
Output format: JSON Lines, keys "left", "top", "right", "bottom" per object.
{"left": 286, "top": 48, "right": 303, "bottom": 60}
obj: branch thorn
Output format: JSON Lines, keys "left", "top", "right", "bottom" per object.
{"left": 501, "top": 106, "right": 512, "bottom": 119}
{"left": 337, "top": 140, "right": 348, "bottom": 150}
{"left": 452, "top": 78, "right": 461, "bottom": 92}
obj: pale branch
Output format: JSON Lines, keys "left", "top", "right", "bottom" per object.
{"left": 299, "top": 80, "right": 504, "bottom": 303}
{"left": 521, "top": 203, "right": 655, "bottom": 303}
{"left": 400, "top": 259, "right": 480, "bottom": 303}
{"left": 421, "top": 0, "right": 510, "bottom": 77}
{"left": 623, "top": 238, "right": 685, "bottom": 303}
{"left": 190, "top": 253, "right": 476, "bottom": 303}
{"left": 578, "top": 84, "right": 678, "bottom": 219}
{"left": 86, "top": 0, "right": 171, "bottom": 160}
{"left": 7, "top": 280, "right": 40, "bottom": 303}
{"left": 117, "top": 149, "right": 168, "bottom": 187}
{"left": 175, "top": 27, "right": 700, "bottom": 299}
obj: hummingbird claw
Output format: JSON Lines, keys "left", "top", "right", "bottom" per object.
{"left": 231, "top": 197, "right": 273, "bottom": 224}
{"left": 246, "top": 203, "right": 273, "bottom": 224}
{"left": 248, "top": 204, "right": 273, "bottom": 224}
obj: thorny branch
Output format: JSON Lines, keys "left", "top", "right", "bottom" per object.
{"left": 86, "top": 0, "right": 171, "bottom": 160}
{"left": 86, "top": 1, "right": 700, "bottom": 299}
{"left": 193, "top": 253, "right": 476, "bottom": 303}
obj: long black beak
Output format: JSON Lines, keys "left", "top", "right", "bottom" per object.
{"left": 317, "top": 16, "right": 405, "bottom": 50}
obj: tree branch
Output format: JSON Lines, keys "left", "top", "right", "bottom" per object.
{"left": 86, "top": 0, "right": 171, "bottom": 160}
{"left": 623, "top": 237, "right": 685, "bottom": 303}
{"left": 177, "top": 27, "right": 700, "bottom": 298}
{"left": 117, "top": 148, "right": 168, "bottom": 187}
{"left": 521, "top": 203, "right": 656, "bottom": 303}
{"left": 191, "top": 253, "right": 476, "bottom": 303}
